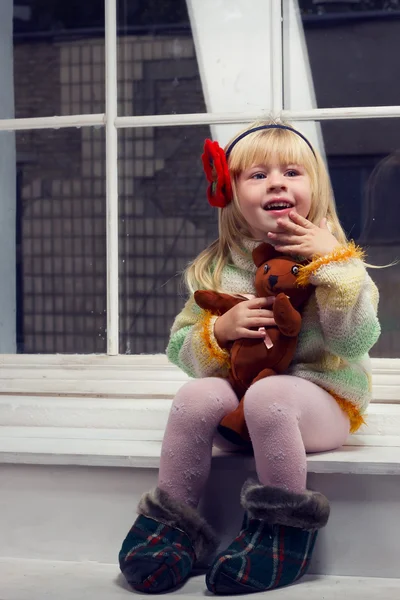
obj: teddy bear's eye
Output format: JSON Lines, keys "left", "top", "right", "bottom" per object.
{"left": 264, "top": 264, "right": 270, "bottom": 274}
{"left": 291, "top": 265, "right": 300, "bottom": 275}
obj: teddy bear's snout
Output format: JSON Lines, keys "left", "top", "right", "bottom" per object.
{"left": 268, "top": 275, "right": 278, "bottom": 289}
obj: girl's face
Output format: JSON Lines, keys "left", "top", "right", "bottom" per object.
{"left": 236, "top": 158, "right": 312, "bottom": 240}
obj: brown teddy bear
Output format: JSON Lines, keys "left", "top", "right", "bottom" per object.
{"left": 194, "top": 242, "right": 312, "bottom": 447}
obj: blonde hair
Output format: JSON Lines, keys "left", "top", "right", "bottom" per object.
{"left": 186, "top": 119, "right": 348, "bottom": 293}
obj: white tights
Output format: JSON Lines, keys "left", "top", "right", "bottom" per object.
{"left": 158, "top": 376, "right": 350, "bottom": 507}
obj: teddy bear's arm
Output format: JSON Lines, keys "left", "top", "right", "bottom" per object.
{"left": 273, "top": 293, "right": 302, "bottom": 337}
{"left": 194, "top": 290, "right": 246, "bottom": 316}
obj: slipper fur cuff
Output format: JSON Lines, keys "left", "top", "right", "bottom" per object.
{"left": 241, "top": 480, "right": 330, "bottom": 531}
{"left": 138, "top": 487, "right": 219, "bottom": 562}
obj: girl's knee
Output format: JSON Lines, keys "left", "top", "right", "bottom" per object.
{"left": 243, "top": 376, "right": 299, "bottom": 427}
{"left": 172, "top": 377, "right": 236, "bottom": 421}
{"left": 244, "top": 376, "right": 297, "bottom": 408}
{"left": 176, "top": 377, "right": 232, "bottom": 402}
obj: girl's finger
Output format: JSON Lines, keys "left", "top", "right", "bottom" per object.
{"left": 239, "top": 328, "right": 272, "bottom": 339}
{"left": 274, "top": 219, "right": 303, "bottom": 234}
{"left": 274, "top": 244, "right": 302, "bottom": 255}
{"left": 289, "top": 212, "right": 314, "bottom": 227}
{"left": 248, "top": 311, "right": 276, "bottom": 321}
{"left": 248, "top": 308, "right": 274, "bottom": 317}
{"left": 247, "top": 296, "right": 275, "bottom": 308}
{"left": 268, "top": 233, "right": 298, "bottom": 244}
{"left": 247, "top": 318, "right": 276, "bottom": 328}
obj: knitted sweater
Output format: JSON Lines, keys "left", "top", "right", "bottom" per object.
{"left": 166, "top": 242, "right": 381, "bottom": 432}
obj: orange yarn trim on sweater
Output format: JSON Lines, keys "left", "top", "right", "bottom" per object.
{"left": 297, "top": 241, "right": 365, "bottom": 287}
{"left": 330, "top": 393, "right": 366, "bottom": 434}
{"left": 199, "top": 310, "right": 230, "bottom": 367}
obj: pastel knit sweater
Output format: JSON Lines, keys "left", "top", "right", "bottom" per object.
{"left": 166, "top": 242, "right": 381, "bottom": 432}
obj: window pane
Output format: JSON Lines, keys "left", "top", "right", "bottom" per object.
{"left": 118, "top": 125, "right": 217, "bottom": 354}
{"left": 117, "top": 0, "right": 273, "bottom": 116}
{"left": 300, "top": 118, "right": 400, "bottom": 358}
{"left": 14, "top": 0, "right": 105, "bottom": 118}
{"left": 284, "top": 2, "right": 400, "bottom": 109}
{"left": 13, "top": 128, "right": 107, "bottom": 353}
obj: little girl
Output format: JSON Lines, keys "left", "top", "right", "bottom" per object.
{"left": 119, "top": 120, "right": 380, "bottom": 595}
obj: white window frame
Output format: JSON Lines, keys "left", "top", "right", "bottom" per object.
{"left": 1, "top": 0, "right": 400, "bottom": 432}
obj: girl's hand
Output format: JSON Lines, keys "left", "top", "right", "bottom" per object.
{"left": 214, "top": 296, "right": 275, "bottom": 348}
{"left": 267, "top": 212, "right": 341, "bottom": 259}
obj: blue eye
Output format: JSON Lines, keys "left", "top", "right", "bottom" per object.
{"left": 252, "top": 173, "right": 266, "bottom": 180}
{"left": 286, "top": 170, "right": 298, "bottom": 177}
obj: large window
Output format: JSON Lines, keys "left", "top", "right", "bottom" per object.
{"left": 3, "top": 0, "right": 400, "bottom": 360}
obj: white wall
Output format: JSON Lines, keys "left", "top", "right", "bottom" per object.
{"left": 2, "top": 463, "right": 399, "bottom": 578}
{"left": 0, "top": 0, "right": 16, "bottom": 353}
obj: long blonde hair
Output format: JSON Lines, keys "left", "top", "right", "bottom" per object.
{"left": 186, "top": 119, "right": 348, "bottom": 293}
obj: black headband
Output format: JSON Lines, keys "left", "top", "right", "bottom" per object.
{"left": 225, "top": 124, "right": 316, "bottom": 159}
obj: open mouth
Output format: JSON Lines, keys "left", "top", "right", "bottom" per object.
{"left": 263, "top": 202, "right": 293, "bottom": 211}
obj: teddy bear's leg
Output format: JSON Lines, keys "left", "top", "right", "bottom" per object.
{"left": 251, "top": 367, "right": 277, "bottom": 384}
{"left": 218, "top": 369, "right": 276, "bottom": 446}
{"left": 217, "top": 396, "right": 250, "bottom": 446}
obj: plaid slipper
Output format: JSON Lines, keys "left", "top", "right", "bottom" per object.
{"left": 206, "top": 518, "right": 318, "bottom": 594}
{"left": 206, "top": 480, "right": 329, "bottom": 595}
{"left": 119, "top": 487, "right": 219, "bottom": 594}
{"left": 119, "top": 514, "right": 195, "bottom": 593}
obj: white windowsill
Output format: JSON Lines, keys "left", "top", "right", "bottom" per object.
{"left": 0, "top": 354, "right": 399, "bottom": 401}
{"left": 1, "top": 354, "right": 400, "bottom": 477}
{"left": 0, "top": 425, "right": 400, "bottom": 476}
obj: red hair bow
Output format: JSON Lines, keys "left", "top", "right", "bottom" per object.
{"left": 201, "top": 139, "right": 232, "bottom": 208}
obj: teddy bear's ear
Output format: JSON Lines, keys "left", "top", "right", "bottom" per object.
{"left": 252, "top": 243, "right": 279, "bottom": 267}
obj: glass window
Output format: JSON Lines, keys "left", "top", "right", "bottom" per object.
{"left": 313, "top": 118, "right": 400, "bottom": 238}
{"left": 117, "top": 0, "right": 205, "bottom": 117}
{"left": 298, "top": 118, "right": 400, "bottom": 359}
{"left": 14, "top": 1, "right": 105, "bottom": 117}
{"left": 1, "top": 0, "right": 398, "bottom": 362}
{"left": 15, "top": 128, "right": 107, "bottom": 354}
{"left": 118, "top": 125, "right": 217, "bottom": 354}
{"left": 116, "top": 0, "right": 274, "bottom": 116}
{"left": 284, "top": 1, "right": 400, "bottom": 109}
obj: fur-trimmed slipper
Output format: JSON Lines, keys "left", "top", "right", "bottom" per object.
{"left": 206, "top": 479, "right": 330, "bottom": 595}
{"left": 119, "top": 487, "right": 219, "bottom": 594}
